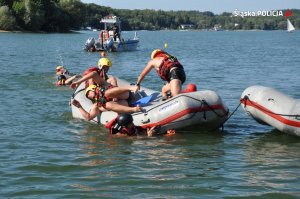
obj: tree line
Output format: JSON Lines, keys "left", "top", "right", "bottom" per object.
{"left": 0, "top": 0, "right": 299, "bottom": 32}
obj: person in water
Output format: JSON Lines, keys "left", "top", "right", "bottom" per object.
{"left": 106, "top": 113, "right": 159, "bottom": 136}
{"left": 70, "top": 58, "right": 117, "bottom": 89}
{"left": 135, "top": 49, "right": 186, "bottom": 100}
{"left": 55, "top": 66, "right": 78, "bottom": 86}
{"left": 72, "top": 84, "right": 141, "bottom": 120}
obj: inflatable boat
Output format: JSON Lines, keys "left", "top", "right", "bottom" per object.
{"left": 70, "top": 78, "right": 229, "bottom": 132}
{"left": 241, "top": 85, "right": 300, "bottom": 137}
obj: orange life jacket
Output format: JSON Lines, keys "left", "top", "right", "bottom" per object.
{"left": 155, "top": 52, "right": 183, "bottom": 82}
{"left": 93, "top": 85, "right": 113, "bottom": 108}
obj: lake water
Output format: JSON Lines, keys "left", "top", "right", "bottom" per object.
{"left": 0, "top": 30, "right": 300, "bottom": 198}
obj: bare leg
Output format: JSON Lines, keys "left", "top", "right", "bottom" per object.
{"left": 105, "top": 101, "right": 141, "bottom": 113}
{"left": 170, "top": 79, "right": 182, "bottom": 96}
{"left": 107, "top": 76, "right": 118, "bottom": 87}
{"left": 162, "top": 83, "right": 171, "bottom": 98}
{"left": 105, "top": 85, "right": 137, "bottom": 100}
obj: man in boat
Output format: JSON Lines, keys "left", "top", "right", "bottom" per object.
{"left": 55, "top": 66, "right": 78, "bottom": 86}
{"left": 70, "top": 58, "right": 117, "bottom": 89}
{"left": 112, "top": 23, "right": 120, "bottom": 41}
{"left": 135, "top": 49, "right": 186, "bottom": 100}
{"left": 71, "top": 84, "right": 141, "bottom": 121}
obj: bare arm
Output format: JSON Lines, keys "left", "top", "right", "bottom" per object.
{"left": 70, "top": 71, "right": 98, "bottom": 89}
{"left": 72, "top": 100, "right": 101, "bottom": 121}
{"left": 136, "top": 60, "right": 155, "bottom": 86}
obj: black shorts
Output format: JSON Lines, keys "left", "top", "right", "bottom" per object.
{"left": 168, "top": 67, "right": 186, "bottom": 84}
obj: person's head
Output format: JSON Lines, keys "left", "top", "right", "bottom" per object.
{"left": 57, "top": 74, "right": 66, "bottom": 81}
{"left": 112, "top": 113, "right": 135, "bottom": 135}
{"left": 117, "top": 113, "right": 133, "bottom": 127}
{"left": 57, "top": 75, "right": 66, "bottom": 85}
{"left": 85, "top": 85, "right": 97, "bottom": 101}
{"left": 98, "top": 58, "right": 112, "bottom": 73}
{"left": 151, "top": 49, "right": 165, "bottom": 59}
{"left": 56, "top": 66, "right": 65, "bottom": 75}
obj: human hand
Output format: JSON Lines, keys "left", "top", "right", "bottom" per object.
{"left": 70, "top": 82, "right": 78, "bottom": 89}
{"left": 147, "top": 126, "right": 157, "bottom": 137}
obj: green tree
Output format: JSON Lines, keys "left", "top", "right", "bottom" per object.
{"left": 59, "top": 0, "right": 85, "bottom": 30}
{"left": 23, "top": 0, "right": 46, "bottom": 31}
{"left": 0, "top": 6, "right": 17, "bottom": 30}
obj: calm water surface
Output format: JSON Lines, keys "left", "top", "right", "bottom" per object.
{"left": 0, "top": 30, "right": 300, "bottom": 198}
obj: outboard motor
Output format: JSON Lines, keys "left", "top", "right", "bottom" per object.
{"left": 105, "top": 38, "right": 114, "bottom": 51}
{"left": 84, "top": 37, "right": 95, "bottom": 51}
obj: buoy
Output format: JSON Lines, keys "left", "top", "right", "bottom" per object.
{"left": 100, "top": 50, "right": 107, "bottom": 57}
{"left": 164, "top": 43, "right": 168, "bottom": 48}
{"left": 182, "top": 83, "right": 197, "bottom": 93}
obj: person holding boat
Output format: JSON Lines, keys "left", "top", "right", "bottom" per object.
{"left": 105, "top": 113, "right": 159, "bottom": 136}
{"left": 135, "top": 49, "right": 186, "bottom": 100}
{"left": 70, "top": 58, "right": 117, "bottom": 89}
{"left": 106, "top": 113, "right": 176, "bottom": 137}
{"left": 55, "top": 66, "right": 78, "bottom": 86}
{"left": 71, "top": 85, "right": 141, "bottom": 121}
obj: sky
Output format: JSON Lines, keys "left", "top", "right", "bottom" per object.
{"left": 81, "top": 0, "right": 299, "bottom": 14}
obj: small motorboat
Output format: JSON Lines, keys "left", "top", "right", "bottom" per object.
{"left": 70, "top": 78, "right": 229, "bottom": 132}
{"left": 241, "top": 85, "right": 300, "bottom": 137}
{"left": 84, "top": 15, "right": 139, "bottom": 52}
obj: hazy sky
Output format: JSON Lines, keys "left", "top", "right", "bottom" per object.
{"left": 81, "top": 0, "right": 299, "bottom": 14}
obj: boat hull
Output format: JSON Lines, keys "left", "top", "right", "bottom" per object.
{"left": 85, "top": 38, "right": 139, "bottom": 52}
{"left": 241, "top": 85, "right": 300, "bottom": 136}
{"left": 71, "top": 78, "right": 229, "bottom": 132}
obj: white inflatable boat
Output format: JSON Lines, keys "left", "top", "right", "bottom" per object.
{"left": 241, "top": 85, "right": 300, "bottom": 137}
{"left": 71, "top": 78, "right": 229, "bottom": 132}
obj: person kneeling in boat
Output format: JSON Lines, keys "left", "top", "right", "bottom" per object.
{"left": 106, "top": 113, "right": 158, "bottom": 136}
{"left": 70, "top": 58, "right": 117, "bottom": 89}
{"left": 72, "top": 85, "right": 141, "bottom": 121}
{"left": 55, "top": 66, "right": 78, "bottom": 86}
{"left": 135, "top": 49, "right": 186, "bottom": 100}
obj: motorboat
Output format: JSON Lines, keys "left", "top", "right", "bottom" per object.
{"left": 84, "top": 15, "right": 139, "bottom": 52}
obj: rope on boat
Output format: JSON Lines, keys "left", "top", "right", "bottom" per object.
{"left": 214, "top": 100, "right": 242, "bottom": 131}
{"left": 241, "top": 95, "right": 300, "bottom": 118}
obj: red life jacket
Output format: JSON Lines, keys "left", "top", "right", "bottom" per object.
{"left": 55, "top": 80, "right": 65, "bottom": 86}
{"left": 155, "top": 52, "right": 183, "bottom": 82}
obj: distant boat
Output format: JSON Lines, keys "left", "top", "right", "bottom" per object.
{"left": 287, "top": 19, "right": 295, "bottom": 33}
{"left": 84, "top": 15, "right": 139, "bottom": 52}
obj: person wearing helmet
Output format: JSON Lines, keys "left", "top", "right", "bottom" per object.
{"left": 70, "top": 58, "right": 117, "bottom": 89}
{"left": 106, "top": 113, "right": 158, "bottom": 136}
{"left": 55, "top": 66, "right": 78, "bottom": 86}
{"left": 135, "top": 49, "right": 186, "bottom": 100}
{"left": 72, "top": 85, "right": 141, "bottom": 121}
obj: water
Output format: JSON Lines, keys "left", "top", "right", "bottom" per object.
{"left": 0, "top": 30, "right": 300, "bottom": 198}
